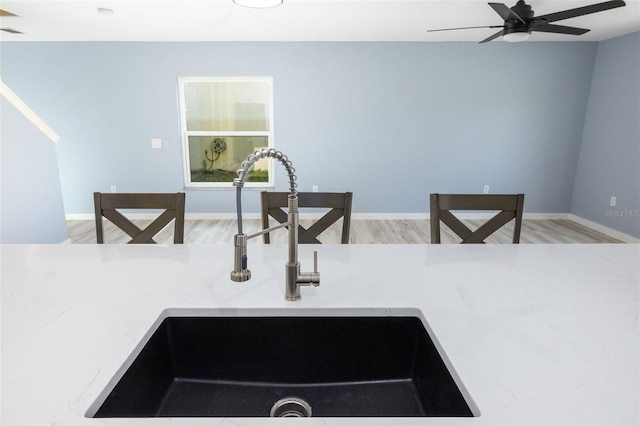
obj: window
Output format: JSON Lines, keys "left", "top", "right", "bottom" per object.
{"left": 178, "top": 77, "right": 274, "bottom": 188}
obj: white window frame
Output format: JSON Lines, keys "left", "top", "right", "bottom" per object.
{"left": 177, "top": 76, "right": 275, "bottom": 189}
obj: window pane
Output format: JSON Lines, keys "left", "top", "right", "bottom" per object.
{"left": 184, "top": 81, "right": 270, "bottom": 132}
{"left": 188, "top": 135, "right": 269, "bottom": 183}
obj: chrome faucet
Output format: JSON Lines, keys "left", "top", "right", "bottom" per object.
{"left": 230, "top": 149, "right": 320, "bottom": 301}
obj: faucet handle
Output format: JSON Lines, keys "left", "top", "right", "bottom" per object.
{"left": 309, "top": 250, "right": 320, "bottom": 287}
{"left": 296, "top": 251, "right": 320, "bottom": 288}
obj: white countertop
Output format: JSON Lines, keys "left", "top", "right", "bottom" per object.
{"left": 1, "top": 243, "right": 639, "bottom": 425}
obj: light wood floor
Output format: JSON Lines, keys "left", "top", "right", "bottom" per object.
{"left": 67, "top": 218, "right": 623, "bottom": 244}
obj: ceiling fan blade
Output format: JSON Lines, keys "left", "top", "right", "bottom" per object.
{"left": 479, "top": 29, "right": 505, "bottom": 43}
{"left": 532, "top": 23, "right": 590, "bottom": 35}
{"left": 535, "top": 0, "right": 625, "bottom": 24}
{"left": 428, "top": 25, "right": 503, "bottom": 32}
{"left": 489, "top": 3, "right": 525, "bottom": 23}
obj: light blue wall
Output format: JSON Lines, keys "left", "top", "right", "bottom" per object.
{"left": 0, "top": 96, "right": 68, "bottom": 243}
{"left": 571, "top": 32, "right": 640, "bottom": 238}
{"left": 1, "top": 42, "right": 597, "bottom": 216}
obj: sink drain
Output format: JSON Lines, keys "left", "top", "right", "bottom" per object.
{"left": 270, "top": 397, "right": 312, "bottom": 417}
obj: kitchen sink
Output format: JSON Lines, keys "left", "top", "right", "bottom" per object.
{"left": 88, "top": 308, "right": 478, "bottom": 418}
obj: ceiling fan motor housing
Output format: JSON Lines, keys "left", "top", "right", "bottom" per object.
{"left": 505, "top": 1, "right": 534, "bottom": 37}
{"left": 511, "top": 1, "right": 535, "bottom": 21}
{"left": 512, "top": 1, "right": 533, "bottom": 30}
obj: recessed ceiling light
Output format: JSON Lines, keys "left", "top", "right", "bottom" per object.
{"left": 97, "top": 8, "right": 114, "bottom": 16}
{"left": 233, "top": 0, "right": 283, "bottom": 8}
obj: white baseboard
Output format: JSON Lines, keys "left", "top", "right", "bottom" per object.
{"left": 568, "top": 214, "right": 639, "bottom": 243}
{"left": 66, "top": 214, "right": 96, "bottom": 220}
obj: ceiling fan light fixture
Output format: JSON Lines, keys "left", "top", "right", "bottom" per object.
{"left": 503, "top": 27, "right": 531, "bottom": 42}
{"left": 233, "top": 0, "right": 283, "bottom": 8}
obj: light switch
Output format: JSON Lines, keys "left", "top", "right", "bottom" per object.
{"left": 151, "top": 138, "right": 162, "bottom": 149}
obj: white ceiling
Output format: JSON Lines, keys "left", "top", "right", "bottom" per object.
{"left": 0, "top": 0, "right": 638, "bottom": 42}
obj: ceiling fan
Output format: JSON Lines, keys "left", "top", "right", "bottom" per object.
{"left": 429, "top": 0, "right": 626, "bottom": 43}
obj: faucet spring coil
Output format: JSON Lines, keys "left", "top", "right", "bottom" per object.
{"left": 236, "top": 148, "right": 298, "bottom": 195}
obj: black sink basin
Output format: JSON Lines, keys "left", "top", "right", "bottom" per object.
{"left": 90, "top": 309, "right": 477, "bottom": 418}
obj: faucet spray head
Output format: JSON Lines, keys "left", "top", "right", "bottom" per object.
{"left": 230, "top": 233, "right": 251, "bottom": 282}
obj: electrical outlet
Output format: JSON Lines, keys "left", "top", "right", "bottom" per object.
{"left": 162, "top": 138, "right": 170, "bottom": 148}
{"left": 110, "top": 185, "right": 117, "bottom": 193}
{"left": 483, "top": 185, "right": 490, "bottom": 194}
{"left": 610, "top": 196, "right": 617, "bottom": 207}
{"left": 312, "top": 185, "right": 319, "bottom": 192}
{"left": 151, "top": 138, "right": 162, "bottom": 149}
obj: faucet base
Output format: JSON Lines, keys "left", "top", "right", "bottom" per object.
{"left": 230, "top": 270, "right": 251, "bottom": 282}
{"left": 285, "top": 261, "right": 320, "bottom": 301}
{"left": 286, "top": 262, "right": 301, "bottom": 300}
